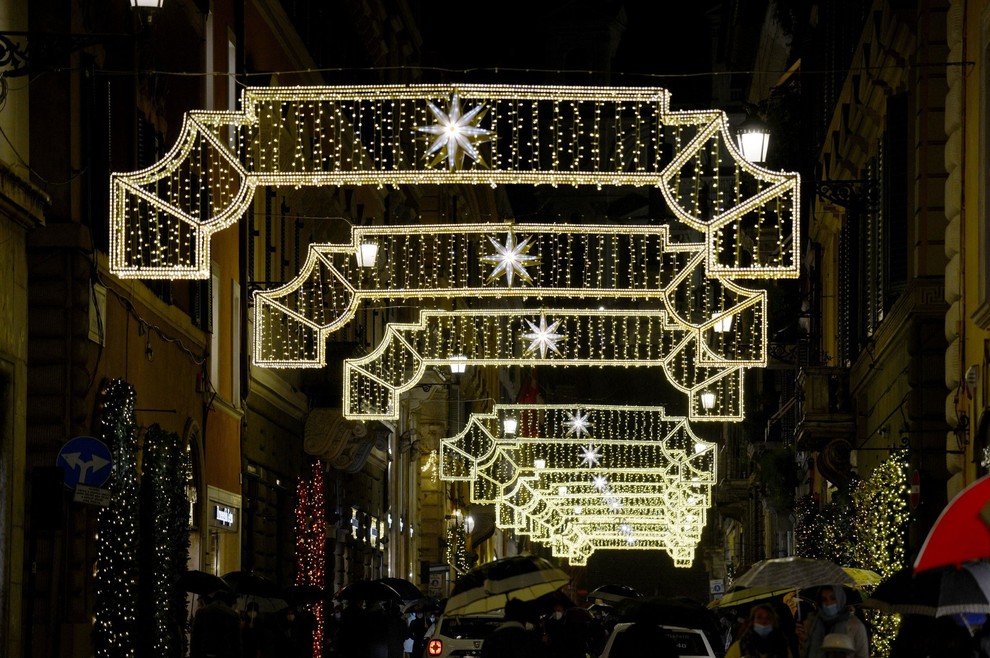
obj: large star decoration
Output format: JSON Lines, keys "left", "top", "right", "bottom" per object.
{"left": 578, "top": 444, "right": 601, "bottom": 468}
{"left": 415, "top": 93, "right": 492, "bottom": 170}
{"left": 481, "top": 231, "right": 540, "bottom": 287}
{"left": 592, "top": 474, "right": 609, "bottom": 490}
{"left": 521, "top": 315, "right": 566, "bottom": 358}
{"left": 564, "top": 410, "right": 592, "bottom": 438}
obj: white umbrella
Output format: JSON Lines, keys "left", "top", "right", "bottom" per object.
{"left": 444, "top": 555, "right": 570, "bottom": 616}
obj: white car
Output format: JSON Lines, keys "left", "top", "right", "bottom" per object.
{"left": 599, "top": 622, "right": 718, "bottom": 658}
{"left": 424, "top": 613, "right": 503, "bottom": 658}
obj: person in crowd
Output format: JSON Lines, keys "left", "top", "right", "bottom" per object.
{"left": 725, "top": 603, "right": 793, "bottom": 658}
{"left": 820, "top": 633, "right": 855, "bottom": 658}
{"left": 269, "top": 606, "right": 314, "bottom": 658}
{"left": 481, "top": 598, "right": 543, "bottom": 658}
{"left": 797, "top": 586, "right": 868, "bottom": 658}
{"left": 191, "top": 589, "right": 242, "bottom": 658}
{"left": 240, "top": 601, "right": 264, "bottom": 658}
{"left": 543, "top": 601, "right": 569, "bottom": 657}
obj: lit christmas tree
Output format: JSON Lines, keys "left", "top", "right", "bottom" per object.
{"left": 94, "top": 380, "right": 140, "bottom": 658}
{"left": 295, "top": 460, "right": 326, "bottom": 657}
{"left": 139, "top": 424, "right": 190, "bottom": 658}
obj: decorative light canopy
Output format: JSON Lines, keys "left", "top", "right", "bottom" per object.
{"left": 439, "top": 405, "right": 716, "bottom": 567}
{"left": 108, "top": 84, "right": 798, "bottom": 281}
{"left": 341, "top": 308, "right": 746, "bottom": 422}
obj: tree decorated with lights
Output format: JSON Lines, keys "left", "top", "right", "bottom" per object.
{"left": 94, "top": 380, "right": 140, "bottom": 658}
{"left": 295, "top": 460, "right": 326, "bottom": 657}
{"left": 851, "top": 450, "right": 909, "bottom": 658}
{"left": 138, "top": 424, "right": 190, "bottom": 658}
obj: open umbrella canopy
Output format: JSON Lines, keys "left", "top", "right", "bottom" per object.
{"left": 334, "top": 579, "right": 403, "bottom": 603}
{"left": 444, "top": 555, "right": 570, "bottom": 616}
{"left": 177, "top": 569, "right": 232, "bottom": 596}
{"left": 588, "top": 584, "right": 643, "bottom": 604}
{"left": 222, "top": 571, "right": 282, "bottom": 598}
{"left": 377, "top": 577, "right": 423, "bottom": 601}
{"left": 915, "top": 474, "right": 990, "bottom": 572}
{"left": 867, "top": 562, "right": 990, "bottom": 617}
{"left": 731, "top": 557, "right": 855, "bottom": 591}
{"left": 283, "top": 584, "right": 324, "bottom": 607}
{"left": 611, "top": 596, "right": 723, "bottom": 652}
{"left": 713, "top": 566, "right": 879, "bottom": 609}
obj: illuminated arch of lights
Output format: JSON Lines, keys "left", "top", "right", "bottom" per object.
{"left": 108, "top": 84, "right": 799, "bottom": 283}
{"left": 440, "top": 405, "right": 715, "bottom": 566}
{"left": 342, "top": 309, "right": 744, "bottom": 422}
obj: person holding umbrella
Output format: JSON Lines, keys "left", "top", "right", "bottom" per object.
{"left": 725, "top": 603, "right": 793, "bottom": 658}
{"left": 797, "top": 586, "right": 868, "bottom": 658}
{"left": 481, "top": 598, "right": 543, "bottom": 658}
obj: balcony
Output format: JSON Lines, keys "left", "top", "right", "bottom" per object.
{"left": 795, "top": 367, "right": 855, "bottom": 451}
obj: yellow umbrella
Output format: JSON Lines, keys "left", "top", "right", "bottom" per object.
{"left": 708, "top": 565, "right": 881, "bottom": 609}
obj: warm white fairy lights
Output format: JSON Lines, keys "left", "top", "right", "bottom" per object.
{"left": 109, "top": 84, "right": 799, "bottom": 282}
{"left": 439, "top": 405, "right": 715, "bottom": 566}
{"left": 340, "top": 308, "right": 746, "bottom": 422}
{"left": 251, "top": 222, "right": 770, "bottom": 374}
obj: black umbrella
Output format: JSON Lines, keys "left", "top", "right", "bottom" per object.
{"left": 177, "top": 569, "right": 232, "bottom": 596}
{"left": 611, "top": 596, "right": 723, "bottom": 653}
{"left": 533, "top": 588, "right": 576, "bottom": 614}
{"left": 377, "top": 577, "right": 423, "bottom": 601}
{"left": 223, "top": 570, "right": 282, "bottom": 598}
{"left": 334, "top": 579, "right": 403, "bottom": 603}
{"left": 444, "top": 554, "right": 570, "bottom": 615}
{"left": 588, "top": 584, "right": 643, "bottom": 604}
{"left": 867, "top": 562, "right": 990, "bottom": 617}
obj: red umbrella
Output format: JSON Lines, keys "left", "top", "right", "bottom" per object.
{"left": 914, "top": 474, "right": 990, "bottom": 572}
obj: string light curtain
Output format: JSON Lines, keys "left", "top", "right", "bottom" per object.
{"left": 440, "top": 405, "right": 715, "bottom": 566}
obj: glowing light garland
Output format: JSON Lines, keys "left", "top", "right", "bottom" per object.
{"left": 295, "top": 461, "right": 326, "bottom": 658}
{"left": 440, "top": 405, "right": 715, "bottom": 566}
{"left": 252, "top": 223, "right": 769, "bottom": 376}
{"left": 108, "top": 84, "right": 799, "bottom": 284}
{"left": 342, "top": 308, "right": 745, "bottom": 422}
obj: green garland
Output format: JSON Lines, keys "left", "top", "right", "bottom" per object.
{"left": 94, "top": 380, "right": 140, "bottom": 658}
{"left": 138, "top": 424, "right": 191, "bottom": 658}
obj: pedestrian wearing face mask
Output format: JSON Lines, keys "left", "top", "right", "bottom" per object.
{"left": 725, "top": 604, "right": 793, "bottom": 658}
{"left": 544, "top": 602, "right": 568, "bottom": 657}
{"left": 797, "top": 586, "right": 868, "bottom": 658}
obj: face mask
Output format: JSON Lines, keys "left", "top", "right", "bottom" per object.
{"left": 752, "top": 623, "right": 773, "bottom": 638}
{"left": 822, "top": 604, "right": 840, "bottom": 617}
{"left": 553, "top": 611, "right": 563, "bottom": 621}
{"left": 247, "top": 611, "right": 258, "bottom": 620}
{"left": 409, "top": 613, "right": 417, "bottom": 620}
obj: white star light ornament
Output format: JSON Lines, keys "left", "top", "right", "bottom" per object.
{"left": 564, "top": 410, "right": 592, "bottom": 438}
{"left": 481, "top": 231, "right": 540, "bottom": 287}
{"left": 521, "top": 315, "right": 566, "bottom": 358}
{"left": 416, "top": 94, "right": 492, "bottom": 170}
{"left": 592, "top": 475, "right": 609, "bottom": 490}
{"left": 578, "top": 444, "right": 601, "bottom": 467}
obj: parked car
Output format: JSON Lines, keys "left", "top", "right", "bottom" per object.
{"left": 425, "top": 613, "right": 504, "bottom": 658}
{"left": 599, "top": 622, "right": 718, "bottom": 658}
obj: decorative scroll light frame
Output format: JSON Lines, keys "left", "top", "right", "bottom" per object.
{"left": 252, "top": 223, "right": 767, "bottom": 370}
{"left": 108, "top": 84, "right": 799, "bottom": 280}
{"left": 439, "top": 405, "right": 715, "bottom": 566}
{"left": 342, "top": 309, "right": 745, "bottom": 422}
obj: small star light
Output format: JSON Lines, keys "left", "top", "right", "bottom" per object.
{"left": 592, "top": 474, "right": 609, "bottom": 490}
{"left": 521, "top": 315, "right": 566, "bottom": 358}
{"left": 415, "top": 93, "right": 492, "bottom": 170}
{"left": 578, "top": 444, "right": 601, "bottom": 468}
{"left": 564, "top": 410, "right": 592, "bottom": 438}
{"left": 481, "top": 231, "right": 540, "bottom": 286}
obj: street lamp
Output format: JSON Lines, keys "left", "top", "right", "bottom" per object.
{"left": 502, "top": 415, "right": 518, "bottom": 436}
{"left": 449, "top": 354, "right": 468, "bottom": 374}
{"left": 734, "top": 115, "right": 771, "bottom": 164}
{"left": 700, "top": 390, "right": 716, "bottom": 412}
{"left": 355, "top": 240, "right": 379, "bottom": 268}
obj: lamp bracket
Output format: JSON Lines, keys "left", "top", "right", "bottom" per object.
{"left": 0, "top": 31, "right": 129, "bottom": 78}
{"left": 815, "top": 179, "right": 877, "bottom": 212}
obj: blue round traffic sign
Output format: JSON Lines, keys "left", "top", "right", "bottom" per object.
{"left": 57, "top": 436, "right": 113, "bottom": 489}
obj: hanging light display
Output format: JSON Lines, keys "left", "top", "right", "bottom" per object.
{"left": 341, "top": 307, "right": 745, "bottom": 422}
{"left": 439, "top": 405, "right": 715, "bottom": 566}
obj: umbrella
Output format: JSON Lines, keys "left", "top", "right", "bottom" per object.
{"left": 444, "top": 554, "right": 570, "bottom": 616}
{"left": 588, "top": 584, "right": 643, "bottom": 604}
{"left": 867, "top": 562, "right": 990, "bottom": 616}
{"left": 334, "top": 579, "right": 403, "bottom": 603}
{"left": 731, "top": 557, "right": 856, "bottom": 591}
{"left": 610, "top": 596, "right": 723, "bottom": 653}
{"left": 177, "top": 569, "right": 232, "bottom": 596}
{"left": 914, "top": 474, "right": 990, "bottom": 572}
{"left": 712, "top": 566, "right": 879, "bottom": 608}
{"left": 222, "top": 570, "right": 282, "bottom": 598}
{"left": 532, "top": 588, "right": 576, "bottom": 614}
{"left": 377, "top": 577, "right": 424, "bottom": 601}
